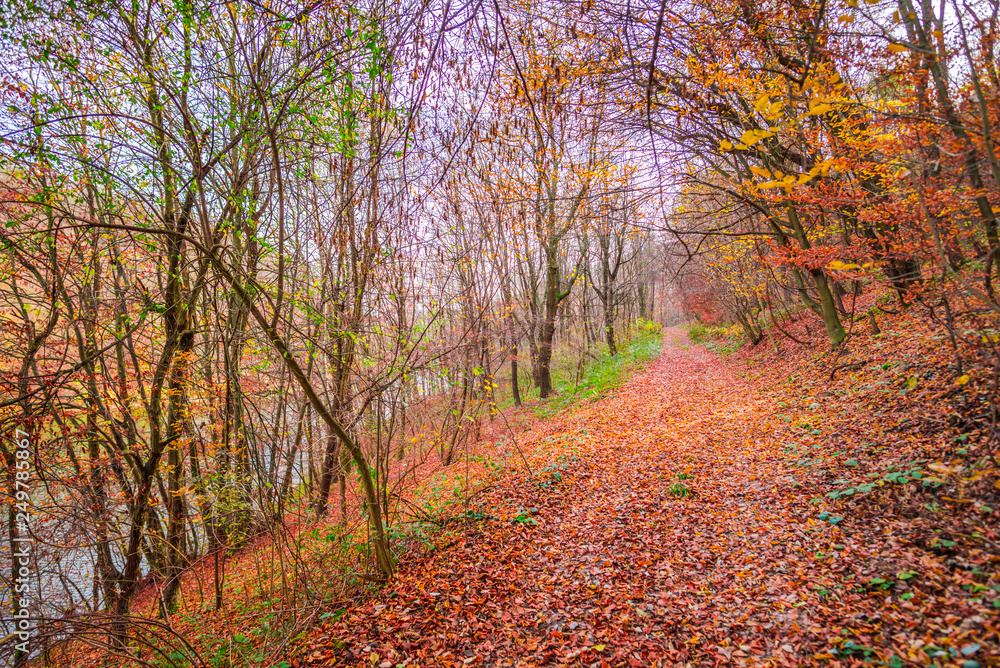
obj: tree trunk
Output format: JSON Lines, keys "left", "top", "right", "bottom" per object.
{"left": 604, "top": 301, "right": 617, "bottom": 356}
{"left": 315, "top": 431, "right": 341, "bottom": 518}
{"left": 538, "top": 254, "right": 560, "bottom": 398}
{"left": 161, "top": 327, "right": 194, "bottom": 616}
{"left": 510, "top": 340, "right": 522, "bottom": 407}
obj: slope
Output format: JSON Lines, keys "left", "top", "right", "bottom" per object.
{"left": 298, "top": 326, "right": 998, "bottom": 667}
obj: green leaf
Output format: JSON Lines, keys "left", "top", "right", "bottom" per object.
{"left": 960, "top": 644, "right": 980, "bottom": 657}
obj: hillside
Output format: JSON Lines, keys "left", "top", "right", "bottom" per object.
{"left": 294, "top": 313, "right": 999, "bottom": 667}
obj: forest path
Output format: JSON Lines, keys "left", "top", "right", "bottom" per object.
{"left": 302, "top": 329, "right": 898, "bottom": 666}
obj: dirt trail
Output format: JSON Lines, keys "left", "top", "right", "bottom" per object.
{"left": 300, "top": 329, "right": 929, "bottom": 666}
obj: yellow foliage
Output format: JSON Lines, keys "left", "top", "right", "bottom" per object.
{"left": 828, "top": 260, "right": 860, "bottom": 271}
{"left": 740, "top": 129, "right": 774, "bottom": 146}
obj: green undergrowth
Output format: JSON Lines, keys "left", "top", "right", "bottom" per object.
{"left": 533, "top": 321, "right": 663, "bottom": 419}
{"left": 498, "top": 321, "right": 664, "bottom": 414}
{"left": 686, "top": 321, "right": 744, "bottom": 355}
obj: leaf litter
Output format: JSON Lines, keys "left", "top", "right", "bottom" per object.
{"left": 299, "top": 325, "right": 999, "bottom": 667}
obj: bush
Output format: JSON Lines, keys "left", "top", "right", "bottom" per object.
{"left": 687, "top": 322, "right": 744, "bottom": 354}
{"left": 633, "top": 317, "right": 662, "bottom": 336}
{"left": 688, "top": 321, "right": 711, "bottom": 343}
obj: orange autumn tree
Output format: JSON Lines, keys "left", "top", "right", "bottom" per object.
{"left": 611, "top": 0, "right": 999, "bottom": 349}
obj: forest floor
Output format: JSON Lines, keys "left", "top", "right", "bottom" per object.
{"left": 298, "top": 323, "right": 1000, "bottom": 668}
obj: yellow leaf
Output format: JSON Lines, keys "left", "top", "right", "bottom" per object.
{"left": 749, "top": 166, "right": 772, "bottom": 179}
{"left": 735, "top": 143, "right": 749, "bottom": 150}
{"left": 592, "top": 645, "right": 606, "bottom": 651}
{"left": 808, "top": 104, "right": 834, "bottom": 116}
{"left": 740, "top": 129, "right": 774, "bottom": 146}
{"left": 719, "top": 140, "right": 734, "bottom": 151}
{"left": 995, "top": 480, "right": 1000, "bottom": 490}
{"left": 888, "top": 43, "right": 907, "bottom": 52}
{"left": 829, "top": 260, "right": 846, "bottom": 270}
{"left": 956, "top": 375, "right": 970, "bottom": 385}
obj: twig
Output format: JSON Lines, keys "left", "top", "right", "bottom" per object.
{"left": 830, "top": 360, "right": 872, "bottom": 380}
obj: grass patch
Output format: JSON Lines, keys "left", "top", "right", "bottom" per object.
{"left": 532, "top": 322, "right": 663, "bottom": 419}
{"left": 685, "top": 321, "right": 744, "bottom": 355}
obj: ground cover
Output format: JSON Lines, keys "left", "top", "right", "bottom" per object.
{"left": 296, "top": 318, "right": 999, "bottom": 667}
